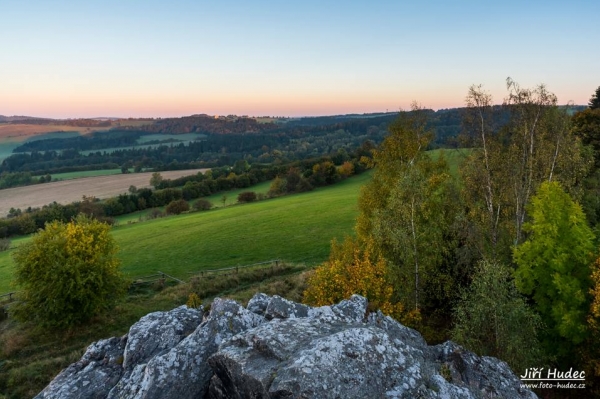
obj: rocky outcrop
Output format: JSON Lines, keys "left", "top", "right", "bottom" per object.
{"left": 35, "top": 294, "right": 537, "bottom": 399}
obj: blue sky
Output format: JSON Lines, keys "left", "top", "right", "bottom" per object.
{"left": 1, "top": 0, "right": 598, "bottom": 118}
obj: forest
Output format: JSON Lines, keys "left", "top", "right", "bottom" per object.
{"left": 0, "top": 106, "right": 505, "bottom": 182}
{"left": 304, "top": 82, "right": 600, "bottom": 394}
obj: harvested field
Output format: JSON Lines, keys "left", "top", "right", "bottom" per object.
{"left": 0, "top": 124, "right": 85, "bottom": 140}
{"left": 0, "top": 119, "right": 153, "bottom": 140}
{"left": 0, "top": 169, "right": 207, "bottom": 216}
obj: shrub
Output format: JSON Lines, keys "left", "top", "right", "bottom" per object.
{"left": 165, "top": 199, "right": 190, "bottom": 215}
{"left": 0, "top": 238, "right": 10, "bottom": 252}
{"left": 303, "top": 236, "right": 414, "bottom": 324}
{"left": 11, "top": 215, "right": 125, "bottom": 328}
{"left": 452, "top": 260, "right": 544, "bottom": 372}
{"left": 193, "top": 198, "right": 213, "bottom": 211}
{"left": 267, "top": 176, "right": 287, "bottom": 197}
{"left": 186, "top": 293, "right": 202, "bottom": 308}
{"left": 146, "top": 208, "right": 165, "bottom": 219}
{"left": 237, "top": 191, "right": 257, "bottom": 203}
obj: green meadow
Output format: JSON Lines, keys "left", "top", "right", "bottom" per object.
{"left": 112, "top": 180, "right": 273, "bottom": 224}
{"left": 0, "top": 139, "right": 20, "bottom": 163}
{"left": 79, "top": 132, "right": 206, "bottom": 156}
{"left": 0, "top": 172, "right": 371, "bottom": 293}
{"left": 50, "top": 169, "right": 123, "bottom": 180}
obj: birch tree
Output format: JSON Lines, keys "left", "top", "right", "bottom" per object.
{"left": 356, "top": 104, "right": 461, "bottom": 311}
{"left": 461, "top": 80, "right": 588, "bottom": 261}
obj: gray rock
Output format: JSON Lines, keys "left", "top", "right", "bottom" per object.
{"left": 34, "top": 336, "right": 126, "bottom": 399}
{"left": 208, "top": 318, "right": 435, "bottom": 398}
{"left": 123, "top": 305, "right": 203, "bottom": 370}
{"left": 307, "top": 294, "right": 368, "bottom": 323}
{"left": 432, "top": 341, "right": 537, "bottom": 399}
{"left": 264, "top": 295, "right": 310, "bottom": 320}
{"left": 208, "top": 298, "right": 536, "bottom": 399}
{"left": 107, "top": 298, "right": 264, "bottom": 399}
{"left": 331, "top": 294, "right": 368, "bottom": 322}
{"left": 37, "top": 294, "right": 537, "bottom": 399}
{"left": 247, "top": 292, "right": 271, "bottom": 316}
{"left": 367, "top": 310, "right": 428, "bottom": 351}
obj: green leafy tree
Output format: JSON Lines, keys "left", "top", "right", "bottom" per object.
{"left": 232, "top": 159, "right": 250, "bottom": 174}
{"left": 452, "top": 260, "right": 544, "bottom": 372}
{"left": 150, "top": 172, "right": 163, "bottom": 188}
{"left": 11, "top": 215, "right": 125, "bottom": 328}
{"left": 573, "top": 108, "right": 600, "bottom": 166}
{"left": 193, "top": 198, "right": 212, "bottom": 211}
{"left": 514, "top": 181, "right": 595, "bottom": 353}
{"left": 590, "top": 86, "right": 600, "bottom": 110}
{"left": 372, "top": 154, "right": 459, "bottom": 311}
{"left": 583, "top": 257, "right": 600, "bottom": 383}
{"left": 165, "top": 199, "right": 190, "bottom": 215}
{"left": 356, "top": 103, "right": 432, "bottom": 242}
{"left": 572, "top": 108, "right": 600, "bottom": 226}
{"left": 356, "top": 104, "right": 463, "bottom": 313}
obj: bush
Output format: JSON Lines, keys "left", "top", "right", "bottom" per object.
{"left": 452, "top": 260, "right": 545, "bottom": 371}
{"left": 0, "top": 238, "right": 10, "bottom": 252}
{"left": 303, "top": 236, "right": 415, "bottom": 324}
{"left": 267, "top": 176, "right": 287, "bottom": 197}
{"left": 237, "top": 191, "right": 257, "bottom": 203}
{"left": 165, "top": 199, "right": 190, "bottom": 215}
{"left": 11, "top": 215, "right": 125, "bottom": 328}
{"left": 193, "top": 198, "right": 212, "bottom": 211}
{"left": 146, "top": 208, "right": 165, "bottom": 219}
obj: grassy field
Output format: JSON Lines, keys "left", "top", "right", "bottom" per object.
{"left": 112, "top": 180, "right": 273, "bottom": 225}
{"left": 79, "top": 132, "right": 206, "bottom": 156}
{"left": 0, "top": 172, "right": 369, "bottom": 293}
{"left": 136, "top": 132, "right": 206, "bottom": 143}
{"left": 112, "top": 172, "right": 368, "bottom": 278}
{"left": 50, "top": 169, "right": 123, "bottom": 180}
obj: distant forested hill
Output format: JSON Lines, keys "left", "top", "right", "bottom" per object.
{"left": 1, "top": 106, "right": 585, "bottom": 176}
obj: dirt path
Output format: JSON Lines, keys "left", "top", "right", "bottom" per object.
{"left": 0, "top": 169, "right": 207, "bottom": 216}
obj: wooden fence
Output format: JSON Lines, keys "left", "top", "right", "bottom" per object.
{"left": 130, "top": 271, "right": 185, "bottom": 287}
{"left": 0, "top": 291, "right": 17, "bottom": 303}
{"left": 1, "top": 259, "right": 286, "bottom": 300}
{"left": 186, "top": 259, "right": 281, "bottom": 279}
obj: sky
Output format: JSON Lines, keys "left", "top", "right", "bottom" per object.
{"left": 1, "top": 0, "right": 598, "bottom": 119}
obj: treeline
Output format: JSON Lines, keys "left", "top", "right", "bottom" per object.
{"left": 120, "top": 114, "right": 273, "bottom": 135}
{"left": 0, "top": 146, "right": 372, "bottom": 238}
{"left": 1, "top": 107, "right": 491, "bottom": 180}
{"left": 0, "top": 124, "right": 386, "bottom": 176}
{"left": 0, "top": 171, "right": 52, "bottom": 189}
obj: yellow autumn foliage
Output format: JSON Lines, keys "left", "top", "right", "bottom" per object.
{"left": 303, "top": 236, "right": 418, "bottom": 323}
